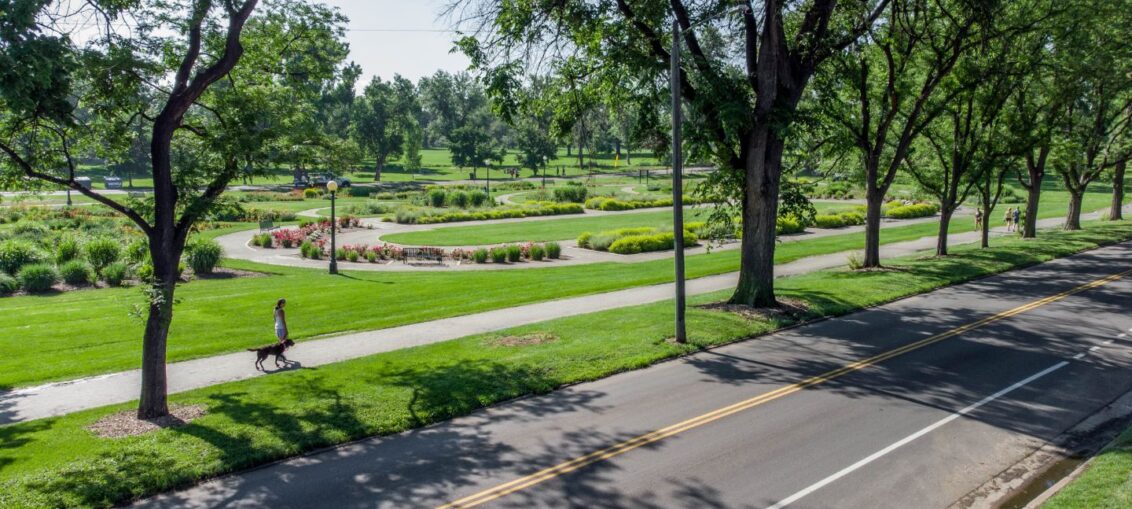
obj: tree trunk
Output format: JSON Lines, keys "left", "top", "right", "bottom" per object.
{"left": 137, "top": 227, "right": 184, "bottom": 419}
{"left": 863, "top": 183, "right": 884, "bottom": 268}
{"left": 1065, "top": 190, "right": 1083, "bottom": 230}
{"left": 1023, "top": 182, "right": 1040, "bottom": 238}
{"left": 980, "top": 190, "right": 990, "bottom": 249}
{"left": 936, "top": 206, "right": 953, "bottom": 256}
{"left": 566, "top": 143, "right": 571, "bottom": 156}
{"left": 374, "top": 157, "right": 384, "bottom": 182}
{"left": 577, "top": 143, "right": 584, "bottom": 170}
{"left": 729, "top": 128, "right": 782, "bottom": 307}
{"left": 1110, "top": 160, "right": 1126, "bottom": 221}
{"left": 615, "top": 139, "right": 622, "bottom": 159}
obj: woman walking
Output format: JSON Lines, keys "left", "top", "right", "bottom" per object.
{"left": 274, "top": 298, "right": 289, "bottom": 343}
{"left": 1004, "top": 207, "right": 1014, "bottom": 232}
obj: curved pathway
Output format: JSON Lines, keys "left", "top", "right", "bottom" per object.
{"left": 217, "top": 207, "right": 955, "bottom": 272}
{"left": 5, "top": 208, "right": 1121, "bottom": 425}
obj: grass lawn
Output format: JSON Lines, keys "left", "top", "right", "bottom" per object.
{"left": 381, "top": 202, "right": 860, "bottom": 246}
{"left": 0, "top": 222, "right": 1130, "bottom": 508}
{"left": 1042, "top": 423, "right": 1132, "bottom": 509}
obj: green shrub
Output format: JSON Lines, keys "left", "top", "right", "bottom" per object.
{"left": 473, "top": 248, "right": 489, "bottom": 263}
{"left": 530, "top": 244, "right": 546, "bottom": 261}
{"left": 427, "top": 189, "right": 447, "bottom": 207}
{"left": 813, "top": 212, "right": 866, "bottom": 229}
{"left": 468, "top": 190, "right": 489, "bottom": 207}
{"left": 303, "top": 188, "right": 321, "bottom": 199}
{"left": 0, "top": 272, "right": 18, "bottom": 295}
{"left": 884, "top": 202, "right": 939, "bottom": 219}
{"left": 103, "top": 261, "right": 129, "bottom": 286}
{"left": 589, "top": 234, "right": 618, "bottom": 252}
{"left": 18, "top": 263, "right": 58, "bottom": 293}
{"left": 506, "top": 245, "right": 522, "bottom": 262}
{"left": 186, "top": 238, "right": 223, "bottom": 275}
{"left": 346, "top": 250, "right": 360, "bottom": 262}
{"left": 576, "top": 232, "right": 593, "bottom": 249}
{"left": 55, "top": 234, "right": 82, "bottom": 264}
{"left": 450, "top": 191, "right": 470, "bottom": 208}
{"left": 490, "top": 247, "right": 508, "bottom": 263}
{"left": 335, "top": 248, "right": 347, "bottom": 261}
{"left": 607, "top": 231, "right": 698, "bottom": 255}
{"left": 545, "top": 242, "right": 562, "bottom": 259}
{"left": 0, "top": 240, "right": 43, "bottom": 275}
{"left": 125, "top": 239, "right": 149, "bottom": 264}
{"left": 365, "top": 250, "right": 378, "bottom": 262}
{"left": 12, "top": 221, "right": 49, "bottom": 236}
{"left": 59, "top": 260, "right": 94, "bottom": 285}
{"left": 553, "top": 185, "right": 588, "bottom": 203}
{"left": 85, "top": 238, "right": 122, "bottom": 274}
{"left": 252, "top": 233, "right": 273, "bottom": 248}
{"left": 776, "top": 216, "right": 805, "bottom": 235}
{"left": 394, "top": 203, "right": 583, "bottom": 224}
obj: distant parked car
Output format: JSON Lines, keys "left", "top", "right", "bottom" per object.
{"left": 74, "top": 177, "right": 93, "bottom": 189}
{"left": 103, "top": 176, "right": 123, "bottom": 189}
{"left": 309, "top": 173, "right": 351, "bottom": 188}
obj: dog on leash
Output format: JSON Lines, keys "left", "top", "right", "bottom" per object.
{"left": 248, "top": 339, "right": 295, "bottom": 370}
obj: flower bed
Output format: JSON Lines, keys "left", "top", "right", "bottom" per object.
{"left": 296, "top": 241, "right": 564, "bottom": 264}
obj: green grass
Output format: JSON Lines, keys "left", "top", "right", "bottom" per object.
{"left": 1043, "top": 424, "right": 1132, "bottom": 509}
{"left": 382, "top": 202, "right": 856, "bottom": 246}
{"left": 0, "top": 222, "right": 1130, "bottom": 508}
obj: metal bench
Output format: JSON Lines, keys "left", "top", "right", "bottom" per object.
{"left": 258, "top": 219, "right": 277, "bottom": 232}
{"left": 403, "top": 247, "right": 444, "bottom": 264}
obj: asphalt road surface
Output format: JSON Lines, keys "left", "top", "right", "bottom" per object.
{"left": 135, "top": 241, "right": 1132, "bottom": 509}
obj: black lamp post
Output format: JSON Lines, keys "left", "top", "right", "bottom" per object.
{"left": 327, "top": 179, "right": 339, "bottom": 275}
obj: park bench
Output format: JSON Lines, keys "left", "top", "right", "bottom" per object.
{"left": 403, "top": 247, "right": 444, "bottom": 264}
{"left": 258, "top": 219, "right": 277, "bottom": 232}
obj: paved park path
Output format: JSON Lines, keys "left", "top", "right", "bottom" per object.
{"left": 0, "top": 208, "right": 1120, "bottom": 425}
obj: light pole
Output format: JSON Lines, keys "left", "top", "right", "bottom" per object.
{"left": 671, "top": 19, "right": 687, "bottom": 344}
{"left": 327, "top": 179, "right": 339, "bottom": 275}
{"left": 669, "top": 7, "right": 748, "bottom": 344}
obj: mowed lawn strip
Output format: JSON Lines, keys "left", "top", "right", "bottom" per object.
{"left": 1042, "top": 424, "right": 1132, "bottom": 509}
{"left": 1, "top": 222, "right": 1130, "bottom": 509}
{"left": 0, "top": 195, "right": 1117, "bottom": 389}
{"left": 0, "top": 210, "right": 984, "bottom": 389}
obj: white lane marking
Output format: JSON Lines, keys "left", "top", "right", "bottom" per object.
{"left": 1074, "top": 353, "right": 1087, "bottom": 360}
{"left": 1119, "top": 333, "right": 1127, "bottom": 339}
{"left": 766, "top": 361, "right": 1069, "bottom": 509}
{"left": 1089, "top": 346, "right": 1102, "bottom": 352}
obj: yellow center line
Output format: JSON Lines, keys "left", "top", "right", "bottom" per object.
{"left": 437, "top": 268, "right": 1132, "bottom": 509}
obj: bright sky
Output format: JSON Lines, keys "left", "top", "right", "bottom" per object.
{"left": 322, "top": 0, "right": 472, "bottom": 86}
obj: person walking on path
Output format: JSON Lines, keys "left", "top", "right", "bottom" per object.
{"left": 1013, "top": 207, "right": 1021, "bottom": 233}
{"left": 975, "top": 208, "right": 983, "bottom": 229}
{"left": 274, "top": 298, "right": 289, "bottom": 343}
{"left": 1004, "top": 207, "right": 1015, "bottom": 232}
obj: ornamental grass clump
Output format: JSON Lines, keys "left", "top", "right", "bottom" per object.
{"left": 59, "top": 260, "right": 94, "bottom": 286}
{"left": 0, "top": 271, "right": 19, "bottom": 295}
{"left": 186, "top": 238, "right": 223, "bottom": 275}
{"left": 84, "top": 238, "right": 122, "bottom": 275}
{"left": 506, "top": 245, "right": 522, "bottom": 263}
{"left": 473, "top": 248, "right": 489, "bottom": 263}
{"left": 102, "top": 261, "right": 129, "bottom": 287}
{"left": 18, "top": 263, "right": 58, "bottom": 293}
{"left": 490, "top": 247, "right": 508, "bottom": 263}
{"left": 530, "top": 244, "right": 545, "bottom": 261}
{"left": 0, "top": 239, "right": 43, "bottom": 275}
{"left": 545, "top": 242, "right": 561, "bottom": 259}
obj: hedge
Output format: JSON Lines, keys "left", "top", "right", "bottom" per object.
{"left": 394, "top": 203, "right": 584, "bottom": 224}
{"left": 884, "top": 202, "right": 939, "bottom": 219}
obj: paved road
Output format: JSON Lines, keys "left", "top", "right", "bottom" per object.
{"left": 133, "top": 241, "right": 1132, "bottom": 509}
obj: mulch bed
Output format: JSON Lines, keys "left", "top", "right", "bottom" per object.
{"left": 697, "top": 297, "right": 812, "bottom": 321}
{"left": 87, "top": 404, "right": 207, "bottom": 439}
{"left": 484, "top": 332, "right": 559, "bottom": 347}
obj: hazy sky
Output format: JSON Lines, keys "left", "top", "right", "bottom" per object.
{"left": 323, "top": 0, "right": 472, "bottom": 86}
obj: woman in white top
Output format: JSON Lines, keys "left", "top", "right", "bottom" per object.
{"left": 274, "top": 298, "right": 288, "bottom": 343}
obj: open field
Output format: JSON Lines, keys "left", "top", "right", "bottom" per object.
{"left": 1, "top": 221, "right": 1130, "bottom": 509}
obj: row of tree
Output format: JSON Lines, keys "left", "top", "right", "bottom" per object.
{"left": 460, "top": 0, "right": 1132, "bottom": 306}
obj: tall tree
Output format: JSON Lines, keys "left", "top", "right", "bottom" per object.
{"left": 352, "top": 76, "right": 404, "bottom": 181}
{"left": 457, "top": 0, "right": 889, "bottom": 307}
{"left": 0, "top": 0, "right": 346, "bottom": 418}
{"left": 817, "top": 0, "right": 983, "bottom": 268}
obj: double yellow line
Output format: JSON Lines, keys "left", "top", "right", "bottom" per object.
{"left": 437, "top": 268, "right": 1132, "bottom": 509}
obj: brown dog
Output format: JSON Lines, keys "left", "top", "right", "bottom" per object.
{"left": 248, "top": 339, "right": 295, "bottom": 370}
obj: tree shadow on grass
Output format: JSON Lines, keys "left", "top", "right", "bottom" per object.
{"left": 0, "top": 414, "right": 54, "bottom": 472}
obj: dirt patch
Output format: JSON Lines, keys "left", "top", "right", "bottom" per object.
{"left": 485, "top": 332, "right": 559, "bottom": 347}
{"left": 87, "top": 404, "right": 207, "bottom": 439}
{"left": 697, "top": 297, "right": 811, "bottom": 321}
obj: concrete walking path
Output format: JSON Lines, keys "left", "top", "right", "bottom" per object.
{"left": 0, "top": 208, "right": 1120, "bottom": 425}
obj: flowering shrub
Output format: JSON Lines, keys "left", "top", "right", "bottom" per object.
{"left": 271, "top": 229, "right": 305, "bottom": 248}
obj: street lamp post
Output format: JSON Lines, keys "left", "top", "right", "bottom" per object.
{"left": 671, "top": 19, "right": 687, "bottom": 344}
{"left": 327, "top": 179, "right": 339, "bottom": 275}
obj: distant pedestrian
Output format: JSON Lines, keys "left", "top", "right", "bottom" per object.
{"left": 1004, "top": 207, "right": 1014, "bottom": 232}
{"left": 274, "top": 298, "right": 288, "bottom": 343}
{"left": 1012, "top": 207, "right": 1021, "bottom": 232}
{"left": 975, "top": 208, "right": 983, "bottom": 229}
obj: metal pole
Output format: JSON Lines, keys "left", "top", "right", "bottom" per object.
{"left": 671, "top": 20, "right": 687, "bottom": 344}
{"left": 329, "top": 191, "right": 338, "bottom": 275}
